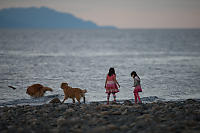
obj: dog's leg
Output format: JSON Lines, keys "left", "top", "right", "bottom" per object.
{"left": 83, "top": 97, "right": 85, "bottom": 103}
{"left": 81, "top": 93, "right": 86, "bottom": 103}
{"left": 39, "top": 91, "right": 44, "bottom": 97}
{"left": 75, "top": 94, "right": 81, "bottom": 104}
{"left": 72, "top": 98, "right": 75, "bottom": 103}
{"left": 62, "top": 97, "right": 67, "bottom": 104}
{"left": 77, "top": 98, "right": 81, "bottom": 104}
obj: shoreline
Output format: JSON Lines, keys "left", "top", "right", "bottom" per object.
{"left": 0, "top": 99, "right": 200, "bottom": 133}
{"left": 0, "top": 96, "right": 170, "bottom": 107}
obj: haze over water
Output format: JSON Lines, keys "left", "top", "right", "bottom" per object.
{"left": 0, "top": 29, "right": 200, "bottom": 106}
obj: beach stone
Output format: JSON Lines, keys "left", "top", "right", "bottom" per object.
{"left": 121, "top": 109, "right": 128, "bottom": 115}
{"left": 57, "top": 117, "right": 66, "bottom": 127}
{"left": 70, "top": 129, "right": 83, "bottom": 133}
{"left": 132, "top": 104, "right": 141, "bottom": 109}
{"left": 107, "top": 124, "right": 118, "bottom": 130}
{"left": 50, "top": 129, "right": 60, "bottom": 133}
{"left": 69, "top": 117, "right": 81, "bottom": 124}
{"left": 57, "top": 104, "right": 68, "bottom": 110}
{"left": 67, "top": 108, "right": 75, "bottom": 112}
{"left": 110, "top": 104, "right": 121, "bottom": 108}
{"left": 95, "top": 105, "right": 103, "bottom": 111}
{"left": 89, "top": 124, "right": 118, "bottom": 132}
{"left": 123, "top": 100, "right": 133, "bottom": 106}
{"left": 0, "top": 123, "right": 7, "bottom": 130}
{"left": 58, "top": 116, "right": 82, "bottom": 128}
{"left": 119, "top": 105, "right": 126, "bottom": 111}
{"left": 120, "top": 125, "right": 129, "bottom": 130}
{"left": 112, "top": 111, "right": 121, "bottom": 115}
{"left": 152, "top": 104, "right": 161, "bottom": 111}
{"left": 136, "top": 114, "right": 153, "bottom": 123}
{"left": 85, "top": 113, "right": 92, "bottom": 118}
{"left": 80, "top": 104, "right": 88, "bottom": 110}
{"left": 42, "top": 112, "right": 49, "bottom": 117}
{"left": 134, "top": 120, "right": 148, "bottom": 129}
{"left": 97, "top": 104, "right": 110, "bottom": 110}
{"left": 17, "top": 127, "right": 24, "bottom": 132}
{"left": 185, "top": 99, "right": 197, "bottom": 104}
{"left": 130, "top": 122, "right": 136, "bottom": 127}
{"left": 100, "top": 111, "right": 110, "bottom": 115}
{"left": 111, "top": 101, "right": 120, "bottom": 105}
{"left": 31, "top": 118, "right": 38, "bottom": 125}
{"left": 194, "top": 112, "right": 200, "bottom": 121}
{"left": 49, "top": 98, "right": 61, "bottom": 104}
{"left": 90, "top": 126, "right": 107, "bottom": 133}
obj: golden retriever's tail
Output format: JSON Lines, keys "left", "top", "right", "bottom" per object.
{"left": 43, "top": 87, "right": 53, "bottom": 92}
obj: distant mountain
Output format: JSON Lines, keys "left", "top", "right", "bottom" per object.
{"left": 0, "top": 7, "right": 116, "bottom": 29}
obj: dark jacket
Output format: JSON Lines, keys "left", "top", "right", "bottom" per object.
{"left": 134, "top": 76, "right": 140, "bottom": 87}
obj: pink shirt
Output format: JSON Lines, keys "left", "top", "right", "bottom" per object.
{"left": 107, "top": 74, "right": 116, "bottom": 84}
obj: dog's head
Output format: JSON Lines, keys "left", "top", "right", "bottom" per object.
{"left": 61, "top": 82, "right": 68, "bottom": 89}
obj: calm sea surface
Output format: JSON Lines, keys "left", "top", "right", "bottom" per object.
{"left": 0, "top": 29, "right": 200, "bottom": 106}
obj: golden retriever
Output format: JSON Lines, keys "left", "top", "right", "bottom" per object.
{"left": 26, "top": 84, "right": 53, "bottom": 98}
{"left": 61, "top": 82, "right": 87, "bottom": 104}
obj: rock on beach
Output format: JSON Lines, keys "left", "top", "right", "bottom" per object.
{"left": 0, "top": 99, "right": 200, "bottom": 133}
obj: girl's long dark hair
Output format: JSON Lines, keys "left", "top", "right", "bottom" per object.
{"left": 108, "top": 67, "right": 116, "bottom": 76}
{"left": 131, "top": 71, "right": 139, "bottom": 78}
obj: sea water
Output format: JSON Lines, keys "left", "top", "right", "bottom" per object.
{"left": 0, "top": 29, "right": 200, "bottom": 106}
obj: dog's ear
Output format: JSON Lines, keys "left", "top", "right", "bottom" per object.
{"left": 60, "top": 83, "right": 64, "bottom": 89}
{"left": 61, "top": 82, "right": 68, "bottom": 89}
{"left": 82, "top": 89, "right": 87, "bottom": 93}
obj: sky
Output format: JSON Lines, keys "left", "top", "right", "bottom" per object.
{"left": 0, "top": 0, "right": 200, "bottom": 29}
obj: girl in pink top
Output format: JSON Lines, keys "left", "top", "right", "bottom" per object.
{"left": 131, "top": 71, "right": 142, "bottom": 104}
{"left": 105, "top": 68, "right": 120, "bottom": 104}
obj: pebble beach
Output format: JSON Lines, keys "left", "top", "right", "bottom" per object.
{"left": 0, "top": 99, "right": 200, "bottom": 133}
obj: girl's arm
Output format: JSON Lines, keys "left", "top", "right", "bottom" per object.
{"left": 105, "top": 76, "right": 108, "bottom": 88}
{"left": 114, "top": 76, "right": 120, "bottom": 88}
